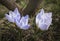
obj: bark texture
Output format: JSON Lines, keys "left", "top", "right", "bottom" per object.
{"left": 0, "top": 0, "right": 42, "bottom": 16}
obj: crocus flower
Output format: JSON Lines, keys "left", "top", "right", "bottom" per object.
{"left": 36, "top": 8, "right": 52, "bottom": 30}
{"left": 5, "top": 8, "right": 21, "bottom": 23}
{"left": 15, "top": 15, "right": 30, "bottom": 30}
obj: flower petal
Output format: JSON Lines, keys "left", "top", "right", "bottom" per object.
{"left": 14, "top": 8, "right": 21, "bottom": 16}
{"left": 20, "top": 24, "right": 30, "bottom": 30}
{"left": 13, "top": 8, "right": 21, "bottom": 19}
{"left": 5, "top": 14, "right": 14, "bottom": 22}
{"left": 39, "top": 23, "right": 49, "bottom": 30}
{"left": 39, "top": 8, "right": 44, "bottom": 15}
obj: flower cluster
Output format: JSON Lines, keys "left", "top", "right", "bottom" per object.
{"left": 36, "top": 9, "right": 52, "bottom": 30}
{"left": 5, "top": 8, "right": 52, "bottom": 31}
{"left": 5, "top": 8, "right": 30, "bottom": 30}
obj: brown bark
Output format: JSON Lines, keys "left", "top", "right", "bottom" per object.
{"left": 22, "top": 0, "right": 41, "bottom": 16}
{"left": 0, "top": 0, "right": 22, "bottom": 13}
{"left": 0, "top": 0, "right": 42, "bottom": 16}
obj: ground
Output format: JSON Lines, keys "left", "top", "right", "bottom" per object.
{"left": 0, "top": 0, "right": 60, "bottom": 41}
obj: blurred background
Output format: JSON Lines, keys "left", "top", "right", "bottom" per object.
{"left": 0, "top": 0, "right": 60, "bottom": 41}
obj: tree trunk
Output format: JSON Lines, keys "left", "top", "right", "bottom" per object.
{"left": 0, "top": 0, "right": 22, "bottom": 13}
{"left": 0, "top": 0, "right": 42, "bottom": 16}
{"left": 22, "top": 0, "right": 41, "bottom": 16}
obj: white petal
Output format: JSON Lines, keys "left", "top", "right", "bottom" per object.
{"left": 5, "top": 14, "right": 14, "bottom": 22}
{"left": 14, "top": 8, "right": 20, "bottom": 16}
{"left": 15, "top": 19, "right": 21, "bottom": 28}
{"left": 45, "top": 12, "right": 52, "bottom": 18}
{"left": 36, "top": 8, "right": 44, "bottom": 25}
{"left": 20, "top": 24, "right": 30, "bottom": 30}
{"left": 39, "top": 8, "right": 44, "bottom": 15}
{"left": 39, "top": 23, "right": 49, "bottom": 30}
{"left": 13, "top": 8, "right": 21, "bottom": 19}
{"left": 48, "top": 12, "right": 52, "bottom": 18}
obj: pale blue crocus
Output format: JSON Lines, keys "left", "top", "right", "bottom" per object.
{"left": 15, "top": 15, "right": 30, "bottom": 30}
{"left": 36, "top": 8, "right": 52, "bottom": 30}
{"left": 5, "top": 8, "right": 21, "bottom": 23}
